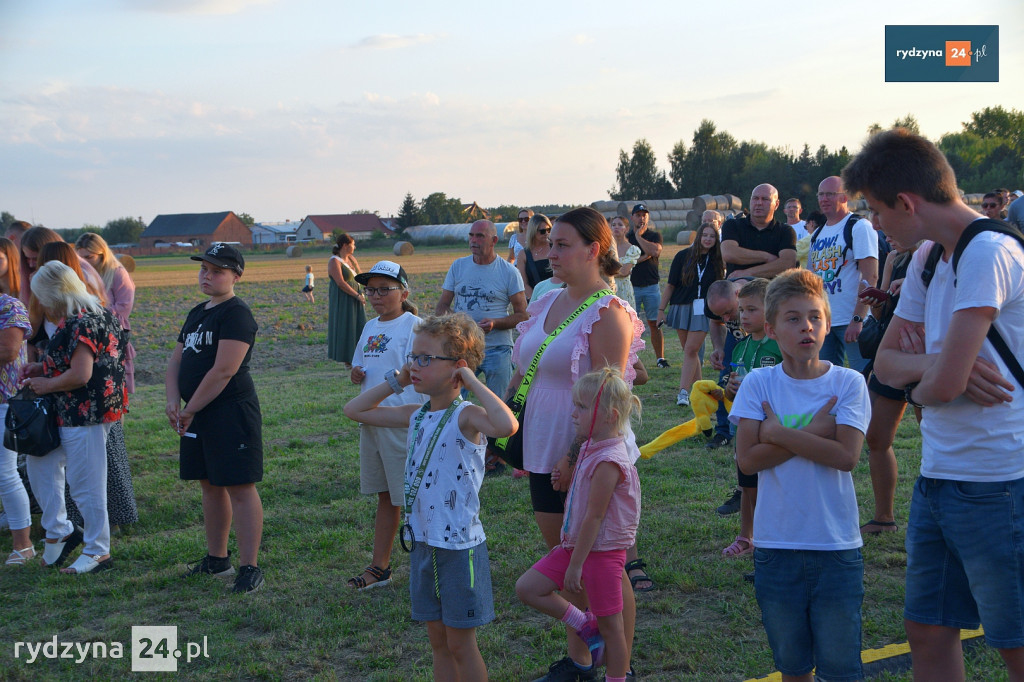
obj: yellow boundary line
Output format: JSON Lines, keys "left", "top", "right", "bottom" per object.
{"left": 744, "top": 628, "right": 985, "bottom": 681}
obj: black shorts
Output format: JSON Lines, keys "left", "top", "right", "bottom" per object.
{"left": 868, "top": 372, "right": 905, "bottom": 402}
{"left": 301, "top": 285, "right": 313, "bottom": 293}
{"left": 529, "top": 471, "right": 568, "bottom": 514}
{"left": 179, "top": 396, "right": 264, "bottom": 486}
{"left": 737, "top": 463, "right": 758, "bottom": 489}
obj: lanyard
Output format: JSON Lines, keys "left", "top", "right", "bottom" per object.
{"left": 401, "top": 397, "right": 462, "bottom": 551}
{"left": 695, "top": 256, "right": 709, "bottom": 298}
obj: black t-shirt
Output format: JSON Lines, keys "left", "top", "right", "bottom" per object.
{"left": 721, "top": 217, "right": 796, "bottom": 276}
{"left": 177, "top": 296, "right": 258, "bottom": 405}
{"left": 667, "top": 248, "right": 719, "bottom": 305}
{"left": 627, "top": 228, "right": 663, "bottom": 287}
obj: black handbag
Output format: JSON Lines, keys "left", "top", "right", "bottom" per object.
{"left": 857, "top": 316, "right": 886, "bottom": 360}
{"left": 4, "top": 387, "right": 61, "bottom": 457}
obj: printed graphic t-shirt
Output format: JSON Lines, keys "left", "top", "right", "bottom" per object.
{"left": 177, "top": 297, "right": 258, "bottom": 405}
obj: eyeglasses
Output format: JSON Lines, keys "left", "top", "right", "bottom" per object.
{"left": 981, "top": 203, "right": 998, "bottom": 208}
{"left": 406, "top": 353, "right": 459, "bottom": 367}
{"left": 816, "top": 191, "right": 843, "bottom": 199}
{"left": 536, "top": 228, "right": 550, "bottom": 235}
{"left": 364, "top": 286, "right": 402, "bottom": 296}
{"left": 518, "top": 217, "right": 530, "bottom": 223}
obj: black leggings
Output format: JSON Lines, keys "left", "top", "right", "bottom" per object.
{"left": 529, "top": 471, "right": 568, "bottom": 514}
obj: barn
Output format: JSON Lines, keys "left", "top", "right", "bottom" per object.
{"left": 141, "top": 211, "right": 252, "bottom": 249}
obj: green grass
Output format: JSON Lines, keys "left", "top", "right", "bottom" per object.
{"left": 0, "top": 258, "right": 1009, "bottom": 681}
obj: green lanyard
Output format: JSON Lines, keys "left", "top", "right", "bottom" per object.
{"left": 401, "top": 398, "right": 462, "bottom": 551}
{"left": 494, "top": 289, "right": 613, "bottom": 450}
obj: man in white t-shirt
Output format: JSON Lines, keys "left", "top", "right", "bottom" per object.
{"left": 783, "top": 197, "right": 808, "bottom": 240}
{"left": 437, "top": 219, "right": 527, "bottom": 398}
{"left": 846, "top": 129, "right": 1024, "bottom": 681}
{"left": 807, "top": 176, "right": 878, "bottom": 372}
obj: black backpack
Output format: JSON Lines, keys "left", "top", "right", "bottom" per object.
{"left": 920, "top": 219, "right": 1024, "bottom": 387}
{"left": 809, "top": 213, "right": 891, "bottom": 286}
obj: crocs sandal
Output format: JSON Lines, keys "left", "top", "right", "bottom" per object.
{"left": 347, "top": 565, "right": 391, "bottom": 591}
{"left": 860, "top": 519, "right": 898, "bottom": 536}
{"left": 6, "top": 546, "right": 35, "bottom": 566}
{"left": 41, "top": 526, "right": 83, "bottom": 568}
{"left": 625, "top": 558, "right": 656, "bottom": 593}
{"left": 61, "top": 554, "right": 113, "bottom": 574}
{"left": 722, "top": 536, "right": 754, "bottom": 558}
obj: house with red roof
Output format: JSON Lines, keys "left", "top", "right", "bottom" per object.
{"left": 295, "top": 214, "right": 395, "bottom": 242}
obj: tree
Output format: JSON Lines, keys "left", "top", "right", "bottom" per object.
{"left": 1, "top": 211, "right": 15, "bottom": 233}
{"left": 396, "top": 193, "right": 423, "bottom": 229}
{"left": 609, "top": 138, "right": 673, "bottom": 200}
{"left": 419, "top": 192, "right": 465, "bottom": 225}
{"left": 962, "top": 106, "right": 1024, "bottom": 154}
{"left": 237, "top": 212, "right": 255, "bottom": 226}
{"left": 672, "top": 120, "right": 739, "bottom": 196}
{"left": 104, "top": 216, "right": 147, "bottom": 245}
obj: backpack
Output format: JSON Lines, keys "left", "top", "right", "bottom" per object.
{"left": 920, "top": 218, "right": 1024, "bottom": 387}
{"left": 809, "top": 213, "right": 891, "bottom": 286}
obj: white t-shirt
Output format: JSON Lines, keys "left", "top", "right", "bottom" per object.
{"left": 442, "top": 255, "right": 525, "bottom": 348}
{"left": 352, "top": 312, "right": 424, "bottom": 407}
{"left": 405, "top": 400, "right": 486, "bottom": 550}
{"left": 730, "top": 363, "right": 870, "bottom": 550}
{"left": 789, "top": 220, "right": 808, "bottom": 241}
{"left": 807, "top": 214, "right": 878, "bottom": 325}
{"left": 894, "top": 229, "right": 1024, "bottom": 481}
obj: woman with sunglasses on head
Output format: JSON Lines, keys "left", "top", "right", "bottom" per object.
{"left": 515, "top": 214, "right": 554, "bottom": 300}
{"left": 508, "top": 209, "right": 534, "bottom": 263}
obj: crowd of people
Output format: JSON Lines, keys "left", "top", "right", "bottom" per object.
{"left": 2, "top": 129, "right": 1022, "bottom": 680}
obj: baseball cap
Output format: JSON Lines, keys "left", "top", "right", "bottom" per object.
{"left": 354, "top": 260, "right": 409, "bottom": 288}
{"left": 191, "top": 243, "right": 244, "bottom": 275}
{"left": 632, "top": 203, "right": 649, "bottom": 214}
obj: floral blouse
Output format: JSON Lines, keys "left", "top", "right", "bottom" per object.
{"left": 0, "top": 295, "right": 30, "bottom": 402}
{"left": 43, "top": 308, "right": 128, "bottom": 427}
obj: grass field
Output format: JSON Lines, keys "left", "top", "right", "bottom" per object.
{"left": 0, "top": 246, "right": 1008, "bottom": 681}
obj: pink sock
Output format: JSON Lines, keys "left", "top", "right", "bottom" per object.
{"left": 560, "top": 603, "right": 587, "bottom": 630}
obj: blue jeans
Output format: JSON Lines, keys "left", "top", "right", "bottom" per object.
{"left": 477, "top": 345, "right": 513, "bottom": 399}
{"left": 754, "top": 547, "right": 864, "bottom": 681}
{"left": 714, "top": 332, "right": 739, "bottom": 438}
{"left": 819, "top": 324, "right": 869, "bottom": 373}
{"left": 904, "top": 476, "right": 1024, "bottom": 648}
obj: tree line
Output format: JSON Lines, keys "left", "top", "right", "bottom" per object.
{"left": 0, "top": 212, "right": 148, "bottom": 245}
{"left": 610, "top": 106, "right": 1024, "bottom": 208}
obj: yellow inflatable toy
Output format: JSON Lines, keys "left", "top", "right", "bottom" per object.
{"left": 639, "top": 379, "right": 733, "bottom": 459}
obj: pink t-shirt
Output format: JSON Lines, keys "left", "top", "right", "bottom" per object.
{"left": 512, "top": 291, "right": 644, "bottom": 474}
{"left": 560, "top": 436, "right": 641, "bottom": 552}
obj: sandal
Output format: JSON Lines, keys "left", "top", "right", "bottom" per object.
{"left": 6, "top": 546, "right": 35, "bottom": 566}
{"left": 347, "top": 565, "right": 391, "bottom": 591}
{"left": 625, "top": 558, "right": 656, "bottom": 593}
{"left": 722, "top": 536, "right": 754, "bottom": 558}
{"left": 61, "top": 554, "right": 113, "bottom": 574}
{"left": 41, "top": 526, "right": 84, "bottom": 568}
{"left": 860, "top": 519, "right": 898, "bottom": 536}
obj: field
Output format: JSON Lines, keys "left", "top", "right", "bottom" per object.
{"left": 0, "top": 246, "right": 1007, "bottom": 681}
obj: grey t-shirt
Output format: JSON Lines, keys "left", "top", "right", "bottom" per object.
{"left": 442, "top": 256, "right": 525, "bottom": 348}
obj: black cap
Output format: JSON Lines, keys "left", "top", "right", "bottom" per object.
{"left": 632, "top": 203, "right": 649, "bottom": 214}
{"left": 191, "top": 243, "right": 244, "bottom": 275}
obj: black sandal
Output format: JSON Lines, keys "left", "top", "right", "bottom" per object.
{"left": 860, "top": 520, "right": 898, "bottom": 536}
{"left": 625, "top": 558, "right": 656, "bottom": 593}
{"left": 347, "top": 565, "right": 392, "bottom": 591}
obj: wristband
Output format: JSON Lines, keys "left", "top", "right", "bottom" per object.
{"left": 385, "top": 369, "right": 403, "bottom": 395}
{"left": 904, "top": 381, "right": 924, "bottom": 409}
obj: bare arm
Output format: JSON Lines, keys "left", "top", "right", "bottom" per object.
{"left": 435, "top": 289, "right": 454, "bottom": 316}
{"left": 720, "top": 240, "right": 778, "bottom": 266}
{"left": 479, "top": 291, "right": 529, "bottom": 332}
{"left": 27, "top": 344, "right": 93, "bottom": 395}
{"left": 632, "top": 227, "right": 662, "bottom": 260}
{"left": 455, "top": 366, "right": 518, "bottom": 441}
{"left": 515, "top": 252, "right": 533, "bottom": 300}
{"left": 709, "top": 320, "right": 726, "bottom": 370}
{"left": 758, "top": 402, "right": 863, "bottom": 472}
{"left": 0, "top": 326, "right": 25, "bottom": 364}
{"left": 656, "top": 283, "right": 674, "bottom": 327}
{"left": 343, "top": 365, "right": 421, "bottom": 428}
{"left": 165, "top": 343, "right": 184, "bottom": 428}
{"left": 175, "top": 340, "right": 251, "bottom": 434}
{"left": 328, "top": 258, "right": 363, "bottom": 300}
{"left": 563, "top": 462, "right": 619, "bottom": 593}
{"left": 735, "top": 396, "right": 838, "bottom": 475}
{"left": 731, "top": 249, "right": 797, "bottom": 278}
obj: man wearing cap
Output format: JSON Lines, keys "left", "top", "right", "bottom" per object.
{"left": 436, "top": 220, "right": 527, "bottom": 397}
{"left": 627, "top": 203, "right": 667, "bottom": 367}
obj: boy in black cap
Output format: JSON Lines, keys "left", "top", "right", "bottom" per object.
{"left": 166, "top": 244, "right": 266, "bottom": 593}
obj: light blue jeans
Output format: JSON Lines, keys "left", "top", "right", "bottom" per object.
{"left": 819, "top": 324, "right": 869, "bottom": 373}
{"left": 477, "top": 345, "right": 513, "bottom": 399}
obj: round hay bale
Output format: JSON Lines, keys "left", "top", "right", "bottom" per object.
{"left": 677, "top": 230, "right": 696, "bottom": 246}
{"left": 286, "top": 245, "right": 304, "bottom": 258}
{"left": 693, "top": 194, "right": 712, "bottom": 214}
{"left": 663, "top": 210, "right": 687, "bottom": 221}
{"left": 393, "top": 241, "right": 415, "bottom": 256}
{"left": 115, "top": 253, "right": 136, "bottom": 273}
{"left": 617, "top": 202, "right": 631, "bottom": 216}
{"left": 685, "top": 210, "right": 701, "bottom": 229}
{"left": 725, "top": 194, "right": 743, "bottom": 211}
{"left": 592, "top": 200, "right": 618, "bottom": 212}
{"left": 645, "top": 200, "right": 666, "bottom": 211}
{"left": 712, "top": 195, "right": 731, "bottom": 211}
{"left": 663, "top": 198, "right": 691, "bottom": 211}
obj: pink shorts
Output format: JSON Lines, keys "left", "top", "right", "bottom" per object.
{"left": 532, "top": 545, "right": 628, "bottom": 616}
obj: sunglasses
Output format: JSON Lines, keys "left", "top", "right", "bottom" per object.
{"left": 981, "top": 203, "right": 998, "bottom": 209}
{"left": 406, "top": 353, "right": 459, "bottom": 367}
{"left": 536, "top": 228, "right": 550, "bottom": 235}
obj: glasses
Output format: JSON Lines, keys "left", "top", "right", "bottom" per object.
{"left": 536, "top": 228, "right": 550, "bottom": 235}
{"left": 981, "top": 203, "right": 998, "bottom": 208}
{"left": 518, "top": 217, "right": 530, "bottom": 223}
{"left": 364, "top": 286, "right": 402, "bottom": 296}
{"left": 406, "top": 353, "right": 459, "bottom": 367}
{"left": 816, "top": 191, "right": 843, "bottom": 199}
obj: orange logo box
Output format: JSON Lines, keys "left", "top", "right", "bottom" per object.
{"left": 946, "top": 41, "right": 972, "bottom": 66}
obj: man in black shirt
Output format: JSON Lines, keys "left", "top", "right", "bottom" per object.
{"left": 627, "top": 203, "right": 667, "bottom": 367}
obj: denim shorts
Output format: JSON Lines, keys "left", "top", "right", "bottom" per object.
{"left": 754, "top": 547, "right": 864, "bottom": 681}
{"left": 632, "top": 284, "right": 660, "bottom": 321}
{"left": 476, "top": 345, "right": 513, "bottom": 399}
{"left": 409, "top": 541, "right": 495, "bottom": 629}
{"left": 904, "top": 475, "right": 1024, "bottom": 649}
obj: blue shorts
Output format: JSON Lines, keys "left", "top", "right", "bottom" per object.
{"left": 632, "top": 284, "right": 660, "bottom": 322}
{"left": 754, "top": 548, "right": 864, "bottom": 681}
{"left": 409, "top": 541, "right": 495, "bottom": 629}
{"left": 904, "top": 475, "right": 1024, "bottom": 649}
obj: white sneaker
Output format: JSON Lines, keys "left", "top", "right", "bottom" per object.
{"left": 676, "top": 388, "right": 690, "bottom": 406}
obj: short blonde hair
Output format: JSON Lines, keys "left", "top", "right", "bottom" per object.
{"left": 525, "top": 214, "right": 552, "bottom": 247}
{"left": 30, "top": 261, "right": 103, "bottom": 318}
{"left": 765, "top": 268, "right": 831, "bottom": 325}
{"left": 415, "top": 313, "right": 485, "bottom": 371}
{"left": 572, "top": 366, "right": 641, "bottom": 435}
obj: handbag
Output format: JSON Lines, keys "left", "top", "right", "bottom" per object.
{"left": 488, "top": 289, "right": 613, "bottom": 469}
{"left": 857, "top": 315, "right": 886, "bottom": 361}
{"left": 4, "top": 387, "right": 61, "bottom": 457}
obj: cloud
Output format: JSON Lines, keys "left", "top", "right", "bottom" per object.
{"left": 350, "top": 34, "right": 442, "bottom": 50}
{"left": 573, "top": 34, "right": 593, "bottom": 45}
{"left": 126, "top": 0, "right": 277, "bottom": 15}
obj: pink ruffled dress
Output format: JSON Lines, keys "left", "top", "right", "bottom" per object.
{"left": 512, "top": 291, "right": 645, "bottom": 474}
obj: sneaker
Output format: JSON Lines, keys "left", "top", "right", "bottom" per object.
{"left": 531, "top": 656, "right": 598, "bottom": 682}
{"left": 183, "top": 553, "right": 235, "bottom": 579}
{"left": 656, "top": 358, "right": 670, "bottom": 368}
{"left": 232, "top": 564, "right": 264, "bottom": 593}
{"left": 574, "top": 610, "right": 605, "bottom": 665}
{"left": 705, "top": 433, "right": 733, "bottom": 451}
{"left": 716, "top": 489, "right": 742, "bottom": 516}
{"left": 676, "top": 388, "right": 690, "bottom": 406}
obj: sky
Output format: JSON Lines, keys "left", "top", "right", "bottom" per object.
{"left": 1, "top": 0, "right": 1021, "bottom": 229}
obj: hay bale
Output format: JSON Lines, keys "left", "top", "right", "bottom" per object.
{"left": 693, "top": 194, "right": 712, "bottom": 214}
{"left": 685, "top": 209, "right": 701, "bottom": 229}
{"left": 677, "top": 230, "right": 696, "bottom": 246}
{"left": 663, "top": 210, "right": 687, "bottom": 221}
{"left": 645, "top": 200, "right": 666, "bottom": 211}
{"left": 286, "top": 245, "right": 303, "bottom": 258}
{"left": 617, "top": 202, "right": 631, "bottom": 216}
{"left": 712, "top": 195, "right": 731, "bottom": 212}
{"left": 394, "top": 241, "right": 415, "bottom": 256}
{"left": 724, "top": 194, "right": 743, "bottom": 211}
{"left": 663, "top": 198, "right": 694, "bottom": 211}
{"left": 592, "top": 200, "right": 619, "bottom": 212}
{"left": 115, "top": 254, "right": 136, "bottom": 273}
